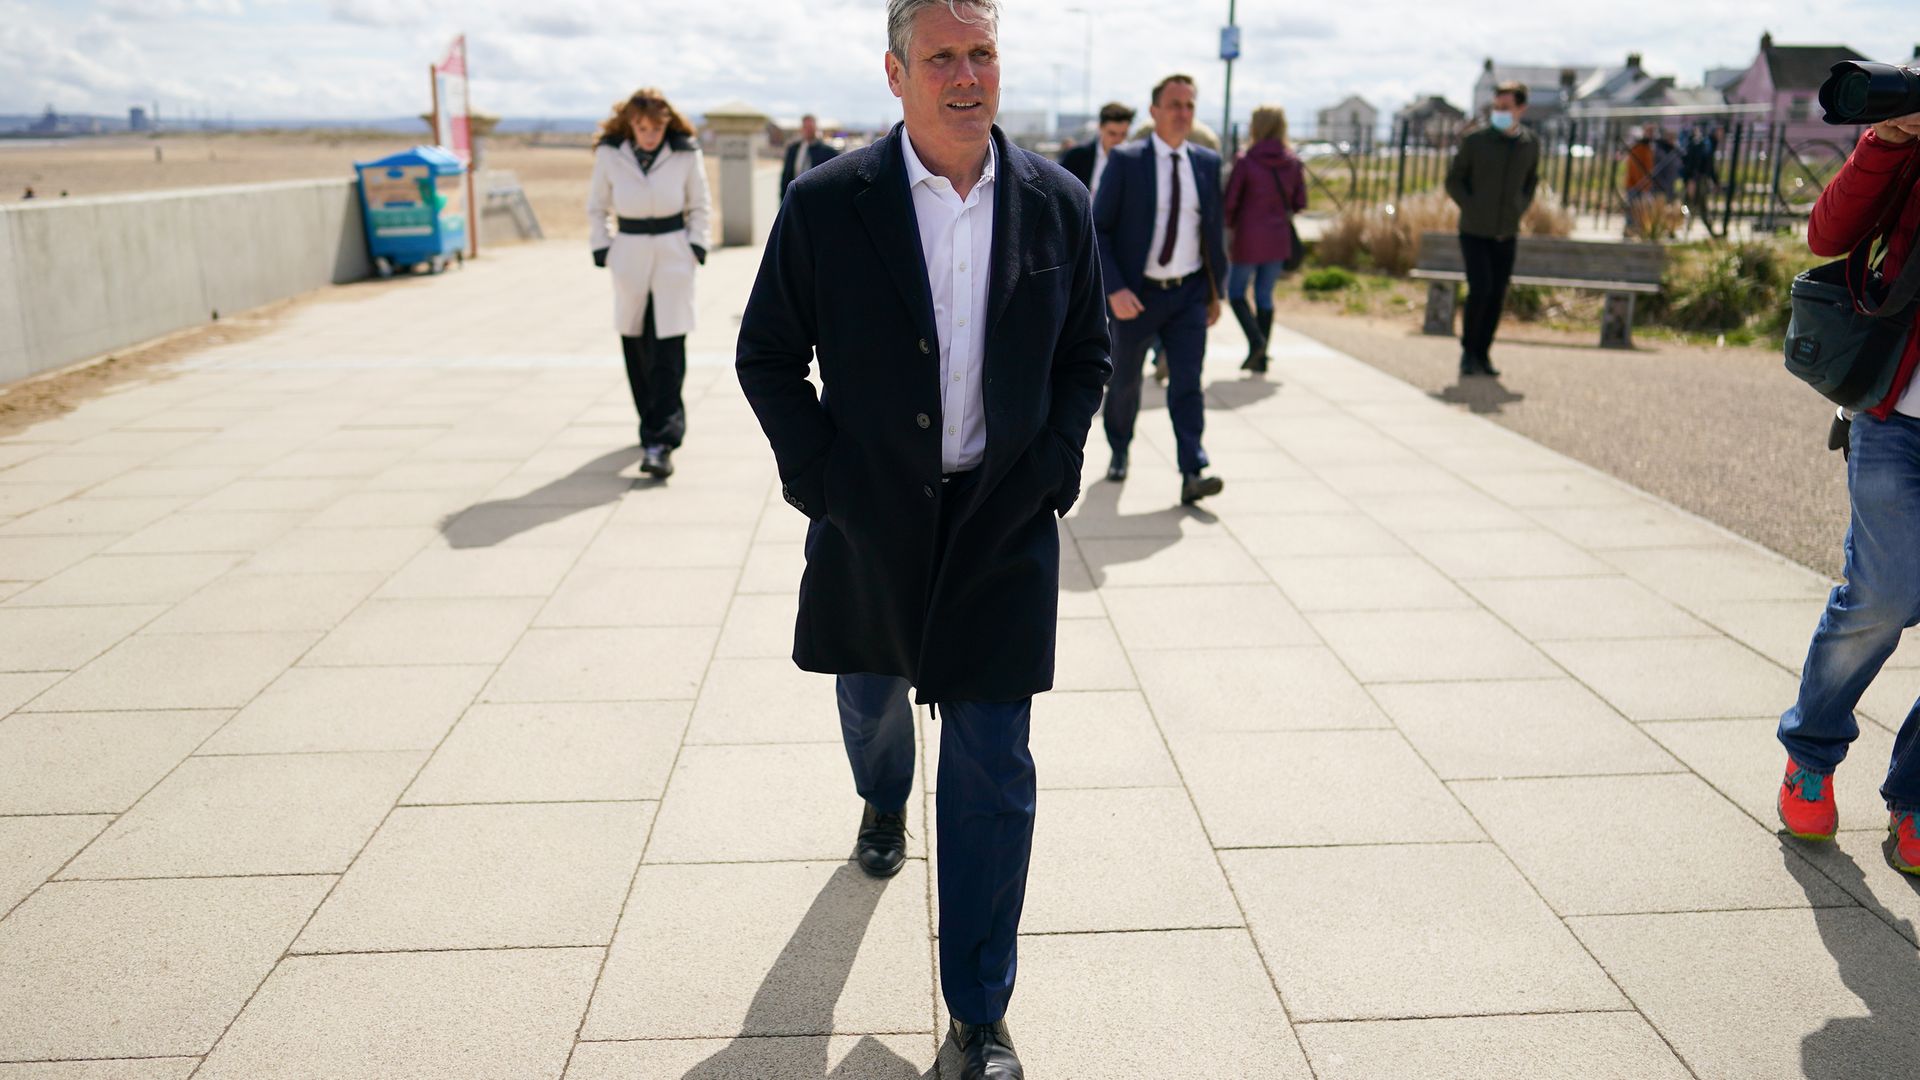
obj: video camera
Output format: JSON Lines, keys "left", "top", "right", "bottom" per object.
{"left": 1820, "top": 61, "right": 1920, "bottom": 125}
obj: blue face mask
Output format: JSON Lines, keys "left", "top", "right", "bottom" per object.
{"left": 1489, "top": 110, "right": 1515, "bottom": 132}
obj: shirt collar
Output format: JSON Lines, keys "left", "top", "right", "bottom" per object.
{"left": 901, "top": 127, "right": 997, "bottom": 193}
{"left": 1150, "top": 132, "right": 1186, "bottom": 160}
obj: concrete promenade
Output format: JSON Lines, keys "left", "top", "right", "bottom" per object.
{"left": 3, "top": 238, "right": 1920, "bottom": 1079}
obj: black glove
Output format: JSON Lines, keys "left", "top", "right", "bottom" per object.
{"left": 592, "top": 247, "right": 609, "bottom": 268}
{"left": 691, "top": 244, "right": 707, "bottom": 266}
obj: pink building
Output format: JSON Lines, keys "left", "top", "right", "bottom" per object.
{"left": 1724, "top": 32, "right": 1872, "bottom": 148}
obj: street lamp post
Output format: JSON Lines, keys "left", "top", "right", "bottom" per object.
{"left": 1222, "top": 0, "right": 1238, "bottom": 156}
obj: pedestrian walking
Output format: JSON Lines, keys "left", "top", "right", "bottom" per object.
{"left": 780, "top": 113, "right": 839, "bottom": 196}
{"left": 735, "top": 0, "right": 1111, "bottom": 1075}
{"left": 1222, "top": 104, "right": 1306, "bottom": 375}
{"left": 1059, "top": 101, "right": 1136, "bottom": 199}
{"left": 1093, "top": 72, "right": 1228, "bottom": 504}
{"left": 1776, "top": 107, "right": 1920, "bottom": 875}
{"left": 588, "top": 87, "right": 712, "bottom": 479}
{"left": 1443, "top": 79, "right": 1538, "bottom": 378}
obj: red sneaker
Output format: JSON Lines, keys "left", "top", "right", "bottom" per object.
{"left": 1891, "top": 811, "right": 1920, "bottom": 875}
{"left": 1778, "top": 759, "right": 1837, "bottom": 840}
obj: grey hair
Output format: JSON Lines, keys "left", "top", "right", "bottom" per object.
{"left": 886, "top": 0, "right": 1001, "bottom": 63}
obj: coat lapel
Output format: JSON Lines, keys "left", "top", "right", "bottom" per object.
{"left": 983, "top": 126, "right": 1025, "bottom": 341}
{"left": 852, "top": 125, "right": 937, "bottom": 348}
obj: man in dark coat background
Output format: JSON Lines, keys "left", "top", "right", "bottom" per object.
{"left": 1058, "top": 101, "right": 1137, "bottom": 199}
{"left": 735, "top": 1, "right": 1111, "bottom": 1076}
{"left": 1093, "top": 73, "right": 1229, "bottom": 505}
{"left": 779, "top": 113, "right": 839, "bottom": 196}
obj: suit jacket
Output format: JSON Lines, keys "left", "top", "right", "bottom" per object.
{"left": 1059, "top": 142, "right": 1095, "bottom": 189}
{"left": 780, "top": 140, "right": 839, "bottom": 196}
{"left": 1092, "top": 137, "right": 1228, "bottom": 300}
{"left": 737, "top": 123, "right": 1113, "bottom": 702}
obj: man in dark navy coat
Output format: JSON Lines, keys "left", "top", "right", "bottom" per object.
{"left": 1092, "top": 73, "right": 1229, "bottom": 504}
{"left": 735, "top": 1, "right": 1110, "bottom": 1076}
{"left": 779, "top": 113, "right": 839, "bottom": 196}
{"left": 1057, "top": 101, "right": 1136, "bottom": 198}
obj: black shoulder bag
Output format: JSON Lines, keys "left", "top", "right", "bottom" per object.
{"left": 1265, "top": 162, "right": 1307, "bottom": 273}
{"left": 1783, "top": 158, "right": 1920, "bottom": 410}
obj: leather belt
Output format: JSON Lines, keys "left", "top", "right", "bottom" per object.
{"left": 617, "top": 213, "right": 686, "bottom": 235}
{"left": 1143, "top": 271, "right": 1199, "bottom": 290}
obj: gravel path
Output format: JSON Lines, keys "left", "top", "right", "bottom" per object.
{"left": 1269, "top": 308, "right": 1852, "bottom": 579}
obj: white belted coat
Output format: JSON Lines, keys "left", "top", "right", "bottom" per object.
{"left": 588, "top": 137, "right": 713, "bottom": 339}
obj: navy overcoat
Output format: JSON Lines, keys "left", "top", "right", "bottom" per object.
{"left": 736, "top": 123, "right": 1113, "bottom": 703}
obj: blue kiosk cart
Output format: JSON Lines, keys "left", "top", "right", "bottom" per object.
{"left": 355, "top": 146, "right": 468, "bottom": 278}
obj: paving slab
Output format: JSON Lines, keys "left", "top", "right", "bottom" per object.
{"left": 1132, "top": 646, "right": 1390, "bottom": 734}
{"left": 1571, "top": 908, "right": 1920, "bottom": 1080}
{"left": 1461, "top": 575, "right": 1717, "bottom": 641}
{"left": 1174, "top": 730, "right": 1482, "bottom": 847}
{"left": 1541, "top": 637, "right": 1802, "bottom": 721}
{"left": 104, "top": 510, "right": 307, "bottom": 555}
{"left": 403, "top": 700, "right": 690, "bottom": 804}
{"left": 294, "top": 801, "right": 654, "bottom": 952}
{"left": 376, "top": 546, "right": 578, "bottom": 599}
{"left": 142, "top": 571, "right": 381, "bottom": 634}
{"left": 566, "top": 1035, "right": 936, "bottom": 1079}
{"left": 0, "top": 815, "right": 112, "bottom": 916}
{"left": 684, "top": 658, "right": 840, "bottom": 744}
{"left": 1296, "top": 1012, "right": 1690, "bottom": 1080}
{"left": 1308, "top": 609, "right": 1559, "bottom": 683}
{"left": 1794, "top": 829, "right": 1920, "bottom": 946}
{"left": 1600, "top": 544, "right": 1832, "bottom": 611}
{"left": 200, "top": 664, "right": 490, "bottom": 754}
{"left": 237, "top": 526, "right": 434, "bottom": 575}
{"left": 0, "top": 533, "right": 116, "bottom": 580}
{"left": 1455, "top": 774, "right": 1851, "bottom": 915}
{"left": 0, "top": 710, "right": 228, "bottom": 814}
{"left": 23, "top": 631, "right": 315, "bottom": 711}
{"left": 0, "top": 672, "right": 60, "bottom": 714}
{"left": 1225, "top": 513, "right": 1409, "bottom": 557}
{"left": 536, "top": 566, "right": 736, "bottom": 627}
{"left": 0, "top": 1061, "right": 201, "bottom": 1080}
{"left": 0, "top": 876, "right": 331, "bottom": 1060}
{"left": 194, "top": 948, "right": 603, "bottom": 1080}
{"left": 1370, "top": 678, "right": 1681, "bottom": 780}
{"left": 646, "top": 743, "right": 925, "bottom": 864}
{"left": 1225, "top": 844, "right": 1625, "bottom": 1021}
{"left": 303, "top": 597, "right": 539, "bottom": 667}
{"left": 1051, "top": 617, "right": 1136, "bottom": 691}
{"left": 1017, "top": 787, "right": 1239, "bottom": 934}
{"left": 1100, "top": 583, "right": 1317, "bottom": 650}
{"left": 0, "top": 605, "right": 158, "bottom": 670}
{"left": 1264, "top": 555, "right": 1477, "bottom": 612}
{"left": 483, "top": 625, "right": 715, "bottom": 703}
{"left": 60, "top": 751, "right": 421, "bottom": 879}
{"left": 714, "top": 591, "right": 801, "bottom": 658}
{"left": 583, "top": 861, "right": 931, "bottom": 1040}
{"left": 1398, "top": 527, "right": 1616, "bottom": 580}
{"left": 4, "top": 553, "right": 239, "bottom": 607}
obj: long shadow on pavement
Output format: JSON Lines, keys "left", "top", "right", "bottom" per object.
{"left": 438, "top": 446, "right": 648, "bottom": 549}
{"left": 1067, "top": 478, "right": 1217, "bottom": 590}
{"left": 1786, "top": 839, "right": 1920, "bottom": 1078}
{"left": 1431, "top": 376, "right": 1526, "bottom": 415}
{"left": 679, "top": 863, "right": 935, "bottom": 1079}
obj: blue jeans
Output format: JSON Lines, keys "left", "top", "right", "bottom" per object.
{"left": 1226, "top": 259, "right": 1286, "bottom": 311}
{"left": 1779, "top": 412, "right": 1920, "bottom": 811}
{"left": 836, "top": 673, "right": 1036, "bottom": 1025}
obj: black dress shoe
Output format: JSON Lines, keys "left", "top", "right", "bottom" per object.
{"left": 1479, "top": 355, "right": 1502, "bottom": 377}
{"left": 950, "top": 1018, "right": 1023, "bottom": 1079}
{"left": 1106, "top": 449, "right": 1128, "bottom": 482}
{"left": 640, "top": 445, "right": 674, "bottom": 479}
{"left": 1180, "top": 472, "right": 1224, "bottom": 505}
{"left": 855, "top": 802, "right": 907, "bottom": 878}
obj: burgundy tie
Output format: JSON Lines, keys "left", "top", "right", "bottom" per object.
{"left": 1157, "top": 149, "right": 1181, "bottom": 267}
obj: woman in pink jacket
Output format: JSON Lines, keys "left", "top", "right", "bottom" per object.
{"left": 1223, "top": 105, "right": 1308, "bottom": 374}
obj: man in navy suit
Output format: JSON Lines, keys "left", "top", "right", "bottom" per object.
{"left": 1092, "top": 73, "right": 1228, "bottom": 504}
{"left": 779, "top": 114, "right": 839, "bottom": 196}
{"left": 737, "top": 1, "right": 1111, "bottom": 1075}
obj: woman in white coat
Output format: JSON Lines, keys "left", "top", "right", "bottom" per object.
{"left": 588, "top": 88, "right": 713, "bottom": 479}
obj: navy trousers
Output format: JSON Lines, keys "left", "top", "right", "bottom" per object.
{"left": 1104, "top": 274, "right": 1212, "bottom": 476}
{"left": 837, "top": 673, "right": 1036, "bottom": 1024}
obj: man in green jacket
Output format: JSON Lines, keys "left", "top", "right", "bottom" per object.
{"left": 1444, "top": 80, "right": 1539, "bottom": 377}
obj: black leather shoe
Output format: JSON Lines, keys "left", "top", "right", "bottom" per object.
{"left": 855, "top": 802, "right": 907, "bottom": 878}
{"left": 1106, "top": 449, "right": 1128, "bottom": 482}
{"left": 640, "top": 445, "right": 674, "bottom": 479}
{"left": 1180, "top": 472, "right": 1224, "bottom": 505}
{"left": 950, "top": 1018, "right": 1023, "bottom": 1079}
{"left": 1479, "top": 354, "right": 1502, "bottom": 377}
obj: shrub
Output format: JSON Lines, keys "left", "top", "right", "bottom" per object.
{"left": 1627, "top": 196, "right": 1687, "bottom": 240}
{"left": 1522, "top": 187, "right": 1575, "bottom": 238}
{"left": 1505, "top": 284, "right": 1548, "bottom": 321}
{"left": 1315, "top": 207, "right": 1367, "bottom": 269}
{"left": 1302, "top": 267, "right": 1357, "bottom": 293}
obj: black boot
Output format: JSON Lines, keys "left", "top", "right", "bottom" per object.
{"left": 1253, "top": 307, "right": 1274, "bottom": 374}
{"left": 1230, "top": 297, "right": 1264, "bottom": 371}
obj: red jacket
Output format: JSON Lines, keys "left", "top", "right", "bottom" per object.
{"left": 1807, "top": 129, "right": 1920, "bottom": 418}
{"left": 1224, "top": 140, "right": 1307, "bottom": 266}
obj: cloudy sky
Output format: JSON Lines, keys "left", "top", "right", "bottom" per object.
{"left": 2, "top": 0, "right": 1912, "bottom": 129}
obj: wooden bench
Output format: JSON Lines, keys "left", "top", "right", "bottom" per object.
{"left": 1409, "top": 232, "right": 1664, "bottom": 349}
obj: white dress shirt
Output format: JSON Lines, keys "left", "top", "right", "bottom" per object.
{"left": 1090, "top": 143, "right": 1111, "bottom": 199}
{"left": 901, "top": 128, "right": 994, "bottom": 473}
{"left": 1144, "top": 131, "right": 1203, "bottom": 281}
{"left": 794, "top": 139, "right": 819, "bottom": 178}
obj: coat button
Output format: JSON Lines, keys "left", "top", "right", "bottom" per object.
{"left": 923, "top": 485, "right": 935, "bottom": 499}
{"left": 918, "top": 338, "right": 930, "bottom": 355}
{"left": 916, "top": 413, "right": 930, "bottom": 429}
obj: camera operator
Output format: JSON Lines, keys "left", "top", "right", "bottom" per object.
{"left": 1777, "top": 109, "right": 1920, "bottom": 873}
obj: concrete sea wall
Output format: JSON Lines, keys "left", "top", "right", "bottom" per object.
{"left": 0, "top": 178, "right": 371, "bottom": 386}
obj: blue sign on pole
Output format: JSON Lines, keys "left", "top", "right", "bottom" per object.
{"left": 1220, "top": 26, "right": 1241, "bottom": 61}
